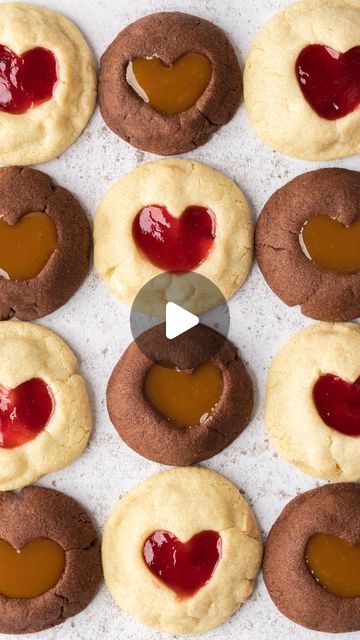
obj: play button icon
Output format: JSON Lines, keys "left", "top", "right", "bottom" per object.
{"left": 130, "top": 271, "right": 230, "bottom": 363}
{"left": 165, "top": 302, "right": 199, "bottom": 339}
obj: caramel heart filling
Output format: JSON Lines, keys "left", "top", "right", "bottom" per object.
{"left": 301, "top": 215, "right": 360, "bottom": 274}
{"left": 0, "top": 538, "right": 65, "bottom": 598}
{"left": 144, "top": 362, "right": 223, "bottom": 427}
{"left": 0, "top": 212, "right": 58, "bottom": 280}
{"left": 306, "top": 533, "right": 360, "bottom": 598}
{"left": 127, "top": 53, "right": 212, "bottom": 115}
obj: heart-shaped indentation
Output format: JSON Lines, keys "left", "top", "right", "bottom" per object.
{"left": 0, "top": 538, "right": 65, "bottom": 598}
{"left": 144, "top": 362, "right": 223, "bottom": 427}
{"left": 143, "top": 530, "right": 221, "bottom": 597}
{"left": 306, "top": 533, "right": 360, "bottom": 597}
{"left": 0, "top": 378, "right": 54, "bottom": 448}
{"left": 0, "top": 45, "right": 57, "bottom": 115}
{"left": 132, "top": 204, "right": 216, "bottom": 271}
{"left": 127, "top": 53, "right": 212, "bottom": 115}
{"left": 296, "top": 45, "right": 360, "bottom": 120}
{"left": 301, "top": 215, "right": 360, "bottom": 274}
{"left": 0, "top": 212, "right": 58, "bottom": 281}
{"left": 313, "top": 373, "right": 360, "bottom": 436}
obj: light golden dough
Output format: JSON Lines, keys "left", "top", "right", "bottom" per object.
{"left": 244, "top": 0, "right": 360, "bottom": 160}
{"left": 0, "top": 3, "right": 96, "bottom": 165}
{"left": 102, "top": 467, "right": 262, "bottom": 635}
{"left": 265, "top": 322, "right": 360, "bottom": 481}
{"left": 94, "top": 159, "right": 254, "bottom": 315}
{"left": 0, "top": 321, "right": 91, "bottom": 490}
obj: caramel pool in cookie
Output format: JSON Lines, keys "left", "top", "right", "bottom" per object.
{"left": 102, "top": 468, "right": 262, "bottom": 634}
{"left": 107, "top": 324, "right": 253, "bottom": 466}
{"left": 256, "top": 168, "right": 360, "bottom": 322}
{"left": 0, "top": 486, "right": 101, "bottom": 634}
{"left": 99, "top": 12, "right": 241, "bottom": 155}
{"left": 263, "top": 483, "right": 360, "bottom": 633}
{"left": 0, "top": 167, "right": 91, "bottom": 321}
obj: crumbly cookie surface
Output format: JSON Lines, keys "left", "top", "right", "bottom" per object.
{"left": 265, "top": 322, "right": 360, "bottom": 481}
{"left": 244, "top": 0, "right": 360, "bottom": 160}
{"left": 0, "top": 3, "right": 96, "bottom": 165}
{"left": 0, "top": 321, "right": 91, "bottom": 490}
{"left": 102, "top": 467, "right": 262, "bottom": 634}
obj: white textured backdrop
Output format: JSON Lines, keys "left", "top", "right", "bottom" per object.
{"left": 1, "top": 1, "right": 359, "bottom": 639}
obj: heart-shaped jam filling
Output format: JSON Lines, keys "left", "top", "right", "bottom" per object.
{"left": 0, "top": 538, "right": 65, "bottom": 598}
{"left": 0, "top": 212, "right": 58, "bottom": 281}
{"left": 313, "top": 374, "right": 360, "bottom": 436}
{"left": 143, "top": 530, "right": 221, "bottom": 597}
{"left": 0, "top": 45, "right": 57, "bottom": 115}
{"left": 0, "top": 378, "right": 54, "bottom": 448}
{"left": 127, "top": 53, "right": 212, "bottom": 115}
{"left": 296, "top": 44, "right": 360, "bottom": 120}
{"left": 144, "top": 362, "right": 223, "bottom": 427}
{"left": 301, "top": 215, "right": 360, "bottom": 274}
{"left": 306, "top": 533, "right": 360, "bottom": 597}
{"left": 132, "top": 204, "right": 216, "bottom": 271}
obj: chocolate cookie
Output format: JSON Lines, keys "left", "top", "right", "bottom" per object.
{"left": 107, "top": 324, "right": 253, "bottom": 466}
{"left": 0, "top": 486, "right": 102, "bottom": 634}
{"left": 256, "top": 169, "right": 360, "bottom": 321}
{"left": 263, "top": 483, "right": 360, "bottom": 633}
{"left": 99, "top": 12, "right": 242, "bottom": 155}
{"left": 0, "top": 167, "right": 91, "bottom": 321}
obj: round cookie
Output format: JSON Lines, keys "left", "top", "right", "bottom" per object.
{"left": 244, "top": 0, "right": 360, "bottom": 160}
{"left": 256, "top": 169, "right": 360, "bottom": 322}
{"left": 0, "top": 3, "right": 96, "bottom": 165}
{"left": 265, "top": 322, "right": 360, "bottom": 481}
{"left": 0, "top": 321, "right": 92, "bottom": 490}
{"left": 263, "top": 483, "right": 360, "bottom": 633}
{"left": 102, "top": 467, "right": 262, "bottom": 634}
{"left": 0, "top": 167, "right": 91, "bottom": 321}
{"left": 0, "top": 486, "right": 102, "bottom": 634}
{"left": 107, "top": 324, "right": 253, "bottom": 466}
{"left": 99, "top": 12, "right": 241, "bottom": 155}
{"left": 94, "top": 159, "right": 253, "bottom": 314}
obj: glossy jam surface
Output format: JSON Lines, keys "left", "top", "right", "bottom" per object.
{"left": 132, "top": 204, "right": 216, "bottom": 271}
{"left": 306, "top": 533, "right": 360, "bottom": 598}
{"left": 296, "top": 45, "right": 360, "bottom": 120}
{"left": 143, "top": 530, "right": 221, "bottom": 598}
{"left": 0, "top": 538, "right": 65, "bottom": 598}
{"left": 144, "top": 362, "right": 223, "bottom": 427}
{"left": 0, "top": 378, "right": 54, "bottom": 448}
{"left": 0, "top": 45, "right": 57, "bottom": 115}
{"left": 128, "top": 53, "right": 212, "bottom": 115}
{"left": 0, "top": 212, "right": 58, "bottom": 280}
{"left": 313, "top": 374, "right": 360, "bottom": 437}
{"left": 302, "top": 215, "right": 360, "bottom": 274}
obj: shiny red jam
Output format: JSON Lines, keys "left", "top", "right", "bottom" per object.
{"left": 313, "top": 373, "right": 360, "bottom": 436}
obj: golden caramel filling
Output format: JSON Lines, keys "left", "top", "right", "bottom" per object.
{"left": 0, "top": 211, "right": 58, "bottom": 281}
{"left": 306, "top": 533, "right": 360, "bottom": 598}
{"left": 128, "top": 53, "right": 212, "bottom": 115}
{"left": 144, "top": 362, "right": 223, "bottom": 427}
{"left": 0, "top": 538, "right": 65, "bottom": 598}
{"left": 301, "top": 215, "right": 360, "bottom": 274}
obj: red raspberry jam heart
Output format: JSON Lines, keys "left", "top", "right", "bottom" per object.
{"left": 313, "top": 374, "right": 360, "bottom": 436}
{"left": 0, "top": 378, "right": 54, "bottom": 448}
{"left": 0, "top": 45, "right": 57, "bottom": 115}
{"left": 132, "top": 205, "right": 216, "bottom": 271}
{"left": 143, "top": 530, "right": 222, "bottom": 598}
{"left": 296, "top": 45, "right": 360, "bottom": 120}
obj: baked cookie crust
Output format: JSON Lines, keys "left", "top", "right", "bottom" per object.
{"left": 99, "top": 11, "right": 241, "bottom": 155}
{"left": 263, "top": 483, "right": 360, "bottom": 632}
{"left": 0, "top": 486, "right": 102, "bottom": 634}
{"left": 102, "top": 467, "right": 262, "bottom": 634}
{"left": 107, "top": 324, "right": 253, "bottom": 466}
{"left": 256, "top": 169, "right": 360, "bottom": 322}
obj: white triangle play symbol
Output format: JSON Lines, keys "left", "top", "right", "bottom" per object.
{"left": 165, "top": 302, "right": 199, "bottom": 340}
